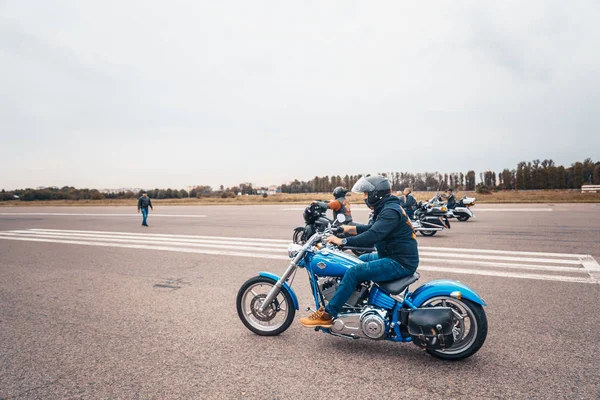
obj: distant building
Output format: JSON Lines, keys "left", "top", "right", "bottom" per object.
{"left": 100, "top": 188, "right": 143, "bottom": 194}
{"left": 582, "top": 185, "right": 600, "bottom": 193}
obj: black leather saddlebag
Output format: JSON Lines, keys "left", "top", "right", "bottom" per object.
{"left": 400, "top": 307, "right": 455, "bottom": 350}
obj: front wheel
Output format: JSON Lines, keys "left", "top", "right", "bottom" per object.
{"left": 420, "top": 230, "right": 437, "bottom": 237}
{"left": 292, "top": 227, "right": 306, "bottom": 244}
{"left": 421, "top": 297, "right": 488, "bottom": 361}
{"left": 236, "top": 276, "right": 296, "bottom": 336}
{"left": 457, "top": 216, "right": 470, "bottom": 222}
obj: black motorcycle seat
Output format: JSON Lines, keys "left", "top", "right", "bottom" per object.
{"left": 376, "top": 272, "right": 420, "bottom": 295}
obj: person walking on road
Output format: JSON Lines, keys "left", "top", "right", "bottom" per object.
{"left": 137, "top": 191, "right": 153, "bottom": 226}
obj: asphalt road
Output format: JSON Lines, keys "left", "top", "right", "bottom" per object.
{"left": 1, "top": 204, "right": 599, "bottom": 399}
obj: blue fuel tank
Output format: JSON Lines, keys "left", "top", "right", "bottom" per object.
{"left": 308, "top": 249, "right": 361, "bottom": 277}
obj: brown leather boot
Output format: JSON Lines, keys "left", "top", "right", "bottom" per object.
{"left": 299, "top": 307, "right": 333, "bottom": 328}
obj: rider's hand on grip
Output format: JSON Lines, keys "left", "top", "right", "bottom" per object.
{"left": 331, "top": 226, "right": 344, "bottom": 237}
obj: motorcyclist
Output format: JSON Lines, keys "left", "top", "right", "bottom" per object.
{"left": 440, "top": 188, "right": 456, "bottom": 209}
{"left": 300, "top": 176, "right": 419, "bottom": 328}
{"left": 312, "top": 186, "right": 353, "bottom": 224}
{"left": 402, "top": 187, "right": 417, "bottom": 219}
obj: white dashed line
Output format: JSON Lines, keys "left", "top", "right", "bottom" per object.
{"left": 0, "top": 229, "right": 596, "bottom": 284}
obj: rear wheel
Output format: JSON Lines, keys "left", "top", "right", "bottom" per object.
{"left": 420, "top": 230, "right": 437, "bottom": 237}
{"left": 457, "top": 216, "right": 470, "bottom": 222}
{"left": 236, "top": 276, "right": 296, "bottom": 336}
{"left": 421, "top": 297, "right": 487, "bottom": 361}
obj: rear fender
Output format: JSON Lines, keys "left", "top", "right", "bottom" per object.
{"left": 408, "top": 280, "right": 486, "bottom": 307}
{"left": 258, "top": 272, "right": 300, "bottom": 310}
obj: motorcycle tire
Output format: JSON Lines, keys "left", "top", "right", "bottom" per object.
{"left": 236, "top": 276, "right": 296, "bottom": 336}
{"left": 422, "top": 298, "right": 488, "bottom": 361}
{"left": 420, "top": 230, "right": 437, "bottom": 237}
{"left": 292, "top": 227, "right": 306, "bottom": 244}
{"left": 457, "top": 216, "right": 470, "bottom": 222}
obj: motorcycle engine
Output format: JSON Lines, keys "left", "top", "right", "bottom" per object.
{"left": 360, "top": 309, "right": 388, "bottom": 339}
{"left": 318, "top": 278, "right": 368, "bottom": 308}
{"left": 330, "top": 307, "right": 388, "bottom": 340}
{"left": 318, "top": 277, "right": 339, "bottom": 301}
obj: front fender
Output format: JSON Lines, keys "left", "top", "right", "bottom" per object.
{"left": 258, "top": 272, "right": 299, "bottom": 310}
{"left": 408, "top": 279, "right": 486, "bottom": 307}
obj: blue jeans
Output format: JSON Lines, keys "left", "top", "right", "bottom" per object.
{"left": 325, "top": 253, "right": 415, "bottom": 317}
{"left": 141, "top": 208, "right": 149, "bottom": 225}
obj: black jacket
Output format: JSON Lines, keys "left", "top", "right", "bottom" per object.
{"left": 345, "top": 196, "right": 419, "bottom": 270}
{"left": 138, "top": 196, "right": 153, "bottom": 210}
{"left": 446, "top": 194, "right": 456, "bottom": 209}
{"left": 404, "top": 194, "right": 417, "bottom": 210}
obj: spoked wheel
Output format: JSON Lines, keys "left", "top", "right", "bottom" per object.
{"left": 236, "top": 276, "right": 295, "bottom": 336}
{"left": 292, "top": 227, "right": 306, "bottom": 244}
{"left": 457, "top": 216, "right": 470, "bottom": 222}
{"left": 421, "top": 296, "right": 487, "bottom": 360}
{"left": 419, "top": 230, "right": 437, "bottom": 237}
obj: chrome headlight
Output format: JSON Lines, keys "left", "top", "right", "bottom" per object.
{"left": 287, "top": 243, "right": 303, "bottom": 258}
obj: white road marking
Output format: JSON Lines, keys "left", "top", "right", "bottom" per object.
{"left": 581, "top": 256, "right": 600, "bottom": 283}
{"left": 419, "top": 265, "right": 593, "bottom": 284}
{"left": 419, "top": 258, "right": 580, "bottom": 273}
{"left": 0, "top": 232, "right": 286, "bottom": 253}
{"left": 419, "top": 251, "right": 582, "bottom": 265}
{"left": 10, "top": 230, "right": 288, "bottom": 249}
{"left": 419, "top": 246, "right": 587, "bottom": 259}
{"left": 0, "top": 213, "right": 207, "bottom": 218}
{"left": 0, "top": 235, "right": 289, "bottom": 260}
{"left": 281, "top": 207, "right": 553, "bottom": 212}
{"left": 29, "top": 228, "right": 289, "bottom": 243}
{"left": 0, "top": 229, "right": 596, "bottom": 284}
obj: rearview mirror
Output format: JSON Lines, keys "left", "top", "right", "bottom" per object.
{"left": 337, "top": 214, "right": 346, "bottom": 223}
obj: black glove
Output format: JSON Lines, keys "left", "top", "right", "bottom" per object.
{"left": 331, "top": 226, "right": 344, "bottom": 236}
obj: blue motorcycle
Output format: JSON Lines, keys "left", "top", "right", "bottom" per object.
{"left": 236, "top": 215, "right": 488, "bottom": 360}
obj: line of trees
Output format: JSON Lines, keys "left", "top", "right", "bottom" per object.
{"left": 279, "top": 171, "right": 477, "bottom": 193}
{"left": 489, "top": 158, "right": 599, "bottom": 190}
{"left": 0, "top": 184, "right": 270, "bottom": 202}
{"left": 1, "top": 158, "right": 597, "bottom": 202}
{"left": 279, "top": 158, "right": 598, "bottom": 194}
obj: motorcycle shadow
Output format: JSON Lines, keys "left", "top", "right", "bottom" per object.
{"left": 323, "top": 337, "right": 485, "bottom": 366}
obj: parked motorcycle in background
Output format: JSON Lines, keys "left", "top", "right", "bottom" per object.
{"left": 430, "top": 194, "right": 476, "bottom": 222}
{"left": 411, "top": 201, "right": 451, "bottom": 236}
{"left": 237, "top": 214, "right": 488, "bottom": 361}
{"left": 293, "top": 203, "right": 374, "bottom": 255}
{"left": 292, "top": 202, "right": 332, "bottom": 245}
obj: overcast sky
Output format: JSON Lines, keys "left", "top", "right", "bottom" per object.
{"left": 1, "top": 1, "right": 599, "bottom": 190}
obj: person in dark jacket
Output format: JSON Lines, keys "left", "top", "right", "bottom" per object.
{"left": 313, "top": 186, "right": 353, "bottom": 223}
{"left": 137, "top": 191, "right": 153, "bottom": 226}
{"left": 402, "top": 187, "right": 417, "bottom": 219}
{"left": 440, "top": 188, "right": 456, "bottom": 209}
{"left": 300, "top": 175, "right": 419, "bottom": 328}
